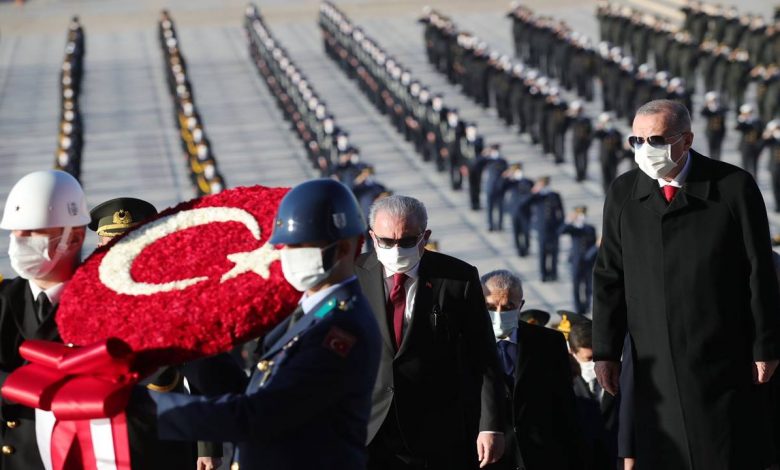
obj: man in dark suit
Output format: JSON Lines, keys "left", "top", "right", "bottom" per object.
{"left": 356, "top": 195, "right": 505, "bottom": 469}
{"left": 568, "top": 318, "right": 618, "bottom": 470}
{"left": 594, "top": 99, "right": 780, "bottom": 469}
{"left": 0, "top": 170, "right": 89, "bottom": 470}
{"left": 480, "top": 270, "right": 584, "bottom": 470}
{"left": 151, "top": 179, "right": 382, "bottom": 470}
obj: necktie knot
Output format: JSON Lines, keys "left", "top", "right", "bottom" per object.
{"left": 392, "top": 272, "right": 407, "bottom": 288}
{"left": 35, "top": 292, "right": 52, "bottom": 323}
{"left": 663, "top": 185, "right": 679, "bottom": 203}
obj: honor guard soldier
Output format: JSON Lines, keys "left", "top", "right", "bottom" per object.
{"left": 0, "top": 170, "right": 89, "bottom": 470}
{"left": 736, "top": 103, "right": 764, "bottom": 178}
{"left": 558, "top": 206, "right": 598, "bottom": 314}
{"left": 461, "top": 123, "right": 485, "bottom": 210}
{"left": 502, "top": 163, "right": 534, "bottom": 257}
{"left": 700, "top": 91, "right": 728, "bottom": 160}
{"left": 149, "top": 179, "right": 382, "bottom": 470}
{"left": 568, "top": 101, "right": 593, "bottom": 182}
{"left": 764, "top": 120, "right": 780, "bottom": 213}
{"left": 519, "top": 176, "right": 565, "bottom": 282}
{"left": 88, "top": 197, "right": 157, "bottom": 247}
{"left": 594, "top": 113, "right": 625, "bottom": 193}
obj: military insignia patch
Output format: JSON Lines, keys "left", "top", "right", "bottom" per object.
{"left": 323, "top": 327, "right": 356, "bottom": 358}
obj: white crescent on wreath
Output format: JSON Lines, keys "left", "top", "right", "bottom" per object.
{"left": 98, "top": 206, "right": 280, "bottom": 296}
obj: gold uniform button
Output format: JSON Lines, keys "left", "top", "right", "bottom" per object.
{"left": 2, "top": 445, "right": 14, "bottom": 455}
{"left": 5, "top": 421, "right": 18, "bottom": 429}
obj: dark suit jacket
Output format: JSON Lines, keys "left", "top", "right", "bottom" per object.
{"left": 355, "top": 250, "right": 504, "bottom": 468}
{"left": 593, "top": 150, "right": 780, "bottom": 469}
{"left": 490, "top": 323, "right": 584, "bottom": 470}
{"left": 0, "top": 278, "right": 58, "bottom": 470}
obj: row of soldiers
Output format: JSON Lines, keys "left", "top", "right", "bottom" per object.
{"left": 320, "top": 2, "right": 496, "bottom": 213}
{"left": 320, "top": 2, "right": 604, "bottom": 297}
{"left": 245, "top": 5, "right": 392, "bottom": 247}
{"left": 507, "top": 5, "right": 693, "bottom": 120}
{"left": 680, "top": 1, "right": 780, "bottom": 63}
{"left": 158, "top": 11, "right": 225, "bottom": 196}
{"left": 597, "top": 1, "right": 780, "bottom": 119}
{"left": 421, "top": 9, "right": 632, "bottom": 193}
{"left": 54, "top": 17, "right": 85, "bottom": 180}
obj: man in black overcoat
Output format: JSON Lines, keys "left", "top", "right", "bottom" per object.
{"left": 593, "top": 99, "right": 780, "bottom": 470}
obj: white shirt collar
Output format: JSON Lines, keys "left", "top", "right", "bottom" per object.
{"left": 28, "top": 281, "right": 67, "bottom": 305}
{"left": 299, "top": 275, "right": 357, "bottom": 315}
{"left": 657, "top": 151, "right": 692, "bottom": 188}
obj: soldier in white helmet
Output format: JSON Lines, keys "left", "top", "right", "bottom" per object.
{"left": 0, "top": 170, "right": 89, "bottom": 470}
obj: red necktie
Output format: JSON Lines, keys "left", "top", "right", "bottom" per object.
{"left": 663, "top": 185, "right": 678, "bottom": 203}
{"left": 387, "top": 272, "right": 407, "bottom": 350}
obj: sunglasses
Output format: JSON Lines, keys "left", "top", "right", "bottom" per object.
{"left": 372, "top": 231, "right": 424, "bottom": 249}
{"left": 627, "top": 132, "right": 684, "bottom": 149}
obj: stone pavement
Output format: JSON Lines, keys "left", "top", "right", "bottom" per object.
{"left": 0, "top": 0, "right": 777, "bottom": 318}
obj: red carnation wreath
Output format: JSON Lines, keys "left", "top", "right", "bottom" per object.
{"left": 57, "top": 185, "right": 300, "bottom": 366}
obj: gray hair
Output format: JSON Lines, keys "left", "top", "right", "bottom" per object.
{"left": 481, "top": 269, "right": 523, "bottom": 297}
{"left": 635, "top": 99, "right": 691, "bottom": 133}
{"left": 368, "top": 195, "right": 428, "bottom": 231}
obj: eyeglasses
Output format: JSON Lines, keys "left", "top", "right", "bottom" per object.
{"left": 371, "top": 231, "right": 424, "bottom": 249}
{"left": 627, "top": 132, "right": 684, "bottom": 149}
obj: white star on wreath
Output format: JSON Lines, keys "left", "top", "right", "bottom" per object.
{"left": 221, "top": 243, "right": 279, "bottom": 282}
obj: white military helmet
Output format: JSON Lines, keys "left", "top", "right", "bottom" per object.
{"left": 0, "top": 170, "right": 89, "bottom": 230}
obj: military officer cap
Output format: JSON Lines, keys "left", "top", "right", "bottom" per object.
{"left": 574, "top": 205, "right": 587, "bottom": 215}
{"left": 520, "top": 309, "right": 550, "bottom": 326}
{"left": 89, "top": 197, "right": 158, "bottom": 238}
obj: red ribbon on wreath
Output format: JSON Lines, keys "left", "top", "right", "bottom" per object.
{"left": 1, "top": 338, "right": 146, "bottom": 470}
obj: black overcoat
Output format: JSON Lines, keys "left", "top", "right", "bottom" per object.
{"left": 593, "top": 150, "right": 780, "bottom": 469}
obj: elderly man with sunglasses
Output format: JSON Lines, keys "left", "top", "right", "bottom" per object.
{"left": 355, "top": 195, "right": 506, "bottom": 470}
{"left": 593, "top": 99, "right": 780, "bottom": 470}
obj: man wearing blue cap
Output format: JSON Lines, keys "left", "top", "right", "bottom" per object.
{"left": 146, "top": 179, "right": 382, "bottom": 469}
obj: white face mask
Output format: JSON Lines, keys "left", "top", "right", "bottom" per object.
{"left": 375, "top": 238, "right": 423, "bottom": 274}
{"left": 634, "top": 140, "right": 683, "bottom": 180}
{"left": 279, "top": 243, "right": 337, "bottom": 292}
{"left": 574, "top": 214, "right": 586, "bottom": 227}
{"left": 8, "top": 232, "right": 69, "bottom": 280}
{"left": 579, "top": 359, "right": 597, "bottom": 383}
{"left": 488, "top": 309, "right": 519, "bottom": 338}
{"left": 512, "top": 170, "right": 524, "bottom": 180}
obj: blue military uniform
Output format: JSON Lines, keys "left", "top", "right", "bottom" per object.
{"left": 483, "top": 154, "right": 508, "bottom": 231}
{"left": 502, "top": 175, "right": 533, "bottom": 257}
{"left": 558, "top": 221, "right": 597, "bottom": 314}
{"left": 152, "top": 278, "right": 381, "bottom": 470}
{"left": 521, "top": 189, "right": 565, "bottom": 281}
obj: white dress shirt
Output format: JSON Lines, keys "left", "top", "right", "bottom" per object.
{"left": 657, "top": 151, "right": 692, "bottom": 189}
{"left": 382, "top": 264, "right": 420, "bottom": 338}
{"left": 28, "top": 281, "right": 66, "bottom": 305}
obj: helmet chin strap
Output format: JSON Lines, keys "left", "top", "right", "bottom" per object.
{"left": 54, "top": 226, "right": 73, "bottom": 256}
